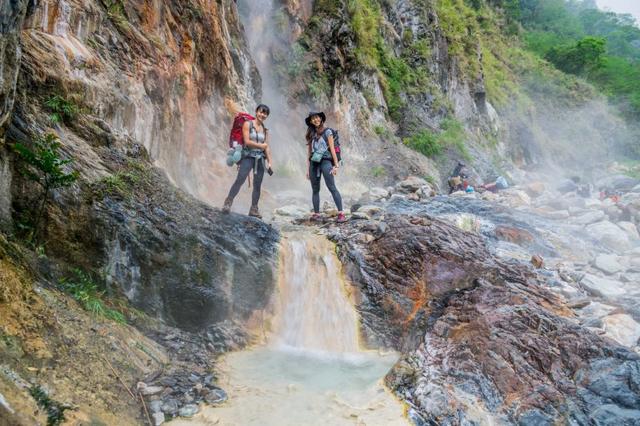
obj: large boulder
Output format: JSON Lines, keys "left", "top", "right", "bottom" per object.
{"left": 603, "top": 314, "right": 640, "bottom": 348}
{"left": 580, "top": 274, "right": 626, "bottom": 298}
{"left": 396, "top": 176, "right": 428, "bottom": 193}
{"left": 618, "top": 221, "right": 640, "bottom": 240}
{"left": 593, "top": 254, "right": 624, "bottom": 275}
{"left": 585, "top": 221, "right": 633, "bottom": 252}
{"left": 572, "top": 210, "right": 606, "bottom": 225}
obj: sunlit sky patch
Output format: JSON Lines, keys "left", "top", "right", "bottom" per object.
{"left": 596, "top": 0, "right": 640, "bottom": 24}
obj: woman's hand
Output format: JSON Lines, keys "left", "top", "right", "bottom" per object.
{"left": 306, "top": 168, "right": 310, "bottom": 180}
{"left": 331, "top": 165, "right": 339, "bottom": 176}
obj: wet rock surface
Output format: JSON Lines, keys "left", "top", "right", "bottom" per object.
{"left": 328, "top": 213, "right": 640, "bottom": 424}
{"left": 90, "top": 168, "right": 280, "bottom": 332}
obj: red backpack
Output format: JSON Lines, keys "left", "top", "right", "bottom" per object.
{"left": 228, "top": 112, "right": 254, "bottom": 148}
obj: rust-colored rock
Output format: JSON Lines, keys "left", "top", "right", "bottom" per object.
{"left": 531, "top": 254, "right": 544, "bottom": 268}
{"left": 330, "top": 215, "right": 640, "bottom": 425}
{"left": 495, "top": 225, "right": 535, "bottom": 245}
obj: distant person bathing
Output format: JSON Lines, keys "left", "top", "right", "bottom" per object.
{"left": 305, "top": 111, "right": 346, "bottom": 223}
{"left": 222, "top": 104, "right": 273, "bottom": 218}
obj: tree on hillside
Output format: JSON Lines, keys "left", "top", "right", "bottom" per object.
{"left": 545, "top": 36, "right": 606, "bottom": 74}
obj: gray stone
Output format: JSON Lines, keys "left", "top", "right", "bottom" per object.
{"left": 580, "top": 274, "right": 626, "bottom": 298}
{"left": 539, "top": 210, "right": 570, "bottom": 220}
{"left": 140, "top": 385, "right": 164, "bottom": 396}
{"left": 590, "top": 405, "right": 640, "bottom": 425}
{"left": 274, "top": 205, "right": 308, "bottom": 218}
{"left": 178, "top": 404, "right": 199, "bottom": 418}
{"left": 585, "top": 221, "right": 633, "bottom": 252}
{"left": 358, "top": 205, "right": 382, "bottom": 216}
{"left": 368, "top": 187, "right": 389, "bottom": 200}
{"left": 397, "top": 176, "right": 427, "bottom": 193}
{"left": 573, "top": 210, "right": 605, "bottom": 225}
{"left": 602, "top": 314, "right": 640, "bottom": 347}
{"left": 418, "top": 185, "right": 436, "bottom": 199}
{"left": 351, "top": 211, "right": 370, "bottom": 220}
{"left": 618, "top": 221, "right": 640, "bottom": 240}
{"left": 389, "top": 194, "right": 407, "bottom": 202}
{"left": 204, "top": 388, "right": 228, "bottom": 404}
{"left": 149, "top": 400, "right": 163, "bottom": 413}
{"left": 161, "top": 399, "right": 179, "bottom": 415}
{"left": 584, "top": 198, "right": 603, "bottom": 209}
{"left": 593, "top": 254, "right": 624, "bottom": 275}
{"left": 152, "top": 411, "right": 165, "bottom": 426}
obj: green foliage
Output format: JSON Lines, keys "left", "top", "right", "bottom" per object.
{"left": 545, "top": 36, "right": 606, "bottom": 75}
{"left": 105, "top": 0, "right": 127, "bottom": 26}
{"left": 404, "top": 118, "right": 470, "bottom": 159}
{"left": 11, "top": 133, "right": 79, "bottom": 243}
{"left": 44, "top": 95, "right": 79, "bottom": 125}
{"left": 29, "top": 385, "right": 70, "bottom": 426}
{"left": 424, "top": 174, "right": 436, "bottom": 185}
{"left": 512, "top": 0, "right": 640, "bottom": 119}
{"left": 440, "top": 118, "right": 471, "bottom": 160}
{"left": 348, "top": 0, "right": 382, "bottom": 68}
{"left": 59, "top": 269, "right": 126, "bottom": 323}
{"left": 92, "top": 160, "right": 151, "bottom": 200}
{"left": 404, "top": 130, "right": 442, "bottom": 157}
{"left": 370, "top": 165, "right": 386, "bottom": 178}
{"left": 12, "top": 133, "right": 79, "bottom": 191}
{"left": 435, "top": 0, "right": 482, "bottom": 78}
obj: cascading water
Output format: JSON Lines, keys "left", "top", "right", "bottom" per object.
{"left": 272, "top": 235, "right": 360, "bottom": 353}
{"left": 173, "top": 232, "right": 409, "bottom": 425}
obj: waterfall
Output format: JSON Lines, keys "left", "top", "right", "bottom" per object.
{"left": 238, "top": 0, "right": 309, "bottom": 195}
{"left": 272, "top": 233, "right": 360, "bottom": 353}
{"left": 172, "top": 231, "right": 408, "bottom": 425}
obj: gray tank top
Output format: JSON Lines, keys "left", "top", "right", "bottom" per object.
{"left": 249, "top": 121, "right": 266, "bottom": 143}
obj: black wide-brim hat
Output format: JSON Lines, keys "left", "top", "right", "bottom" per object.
{"left": 305, "top": 111, "right": 326, "bottom": 127}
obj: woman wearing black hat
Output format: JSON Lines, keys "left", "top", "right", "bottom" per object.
{"left": 305, "top": 112, "right": 346, "bottom": 222}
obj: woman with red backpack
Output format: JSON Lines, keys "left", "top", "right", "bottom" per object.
{"left": 222, "top": 104, "right": 272, "bottom": 218}
{"left": 305, "top": 111, "right": 347, "bottom": 223}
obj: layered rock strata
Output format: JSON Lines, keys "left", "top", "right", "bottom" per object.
{"left": 330, "top": 214, "right": 640, "bottom": 424}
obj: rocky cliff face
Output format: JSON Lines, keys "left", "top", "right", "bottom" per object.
{"left": 13, "top": 0, "right": 260, "bottom": 201}
{"left": 3, "top": 0, "right": 280, "bottom": 332}
{"left": 0, "top": 0, "right": 32, "bottom": 231}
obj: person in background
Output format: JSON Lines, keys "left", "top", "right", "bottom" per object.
{"left": 222, "top": 104, "right": 272, "bottom": 218}
{"left": 305, "top": 111, "right": 347, "bottom": 223}
{"left": 448, "top": 161, "right": 469, "bottom": 194}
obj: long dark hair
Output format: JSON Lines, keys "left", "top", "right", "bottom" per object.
{"left": 305, "top": 126, "right": 315, "bottom": 144}
{"left": 256, "top": 104, "right": 270, "bottom": 115}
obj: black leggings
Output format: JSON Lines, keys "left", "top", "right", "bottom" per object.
{"left": 227, "top": 156, "right": 264, "bottom": 206}
{"left": 310, "top": 160, "right": 343, "bottom": 213}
